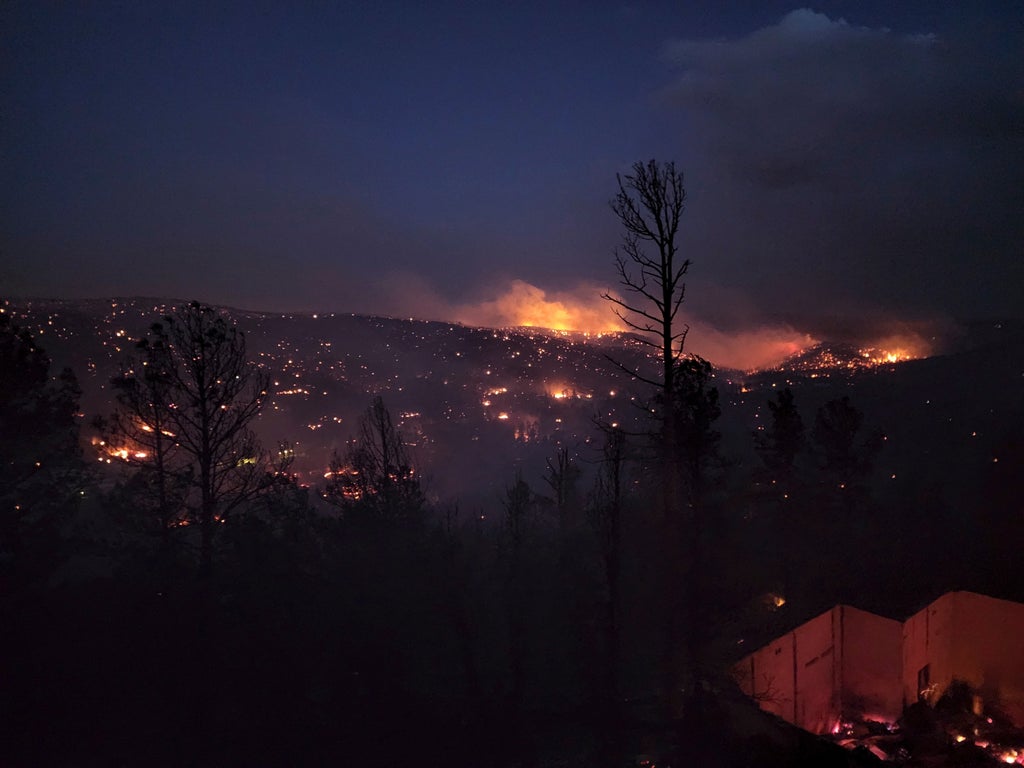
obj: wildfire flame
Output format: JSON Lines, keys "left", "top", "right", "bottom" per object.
{"left": 857, "top": 333, "right": 932, "bottom": 365}
{"left": 446, "top": 280, "right": 936, "bottom": 371}
{"left": 452, "top": 280, "right": 819, "bottom": 369}
{"left": 545, "top": 382, "right": 592, "bottom": 400}
{"left": 455, "top": 280, "right": 622, "bottom": 333}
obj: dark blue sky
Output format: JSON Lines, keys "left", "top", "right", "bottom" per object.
{"left": 3, "top": 2, "right": 1021, "bottom": 333}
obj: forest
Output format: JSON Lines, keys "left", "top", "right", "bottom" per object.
{"left": 4, "top": 162, "right": 1024, "bottom": 768}
{"left": 4, "top": 287, "right": 1023, "bottom": 768}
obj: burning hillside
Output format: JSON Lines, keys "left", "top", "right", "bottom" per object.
{"left": 772, "top": 337, "right": 931, "bottom": 377}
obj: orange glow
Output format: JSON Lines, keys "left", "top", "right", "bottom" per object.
{"left": 687, "top": 323, "right": 819, "bottom": 371}
{"left": 548, "top": 383, "right": 573, "bottom": 400}
{"left": 455, "top": 280, "right": 622, "bottom": 333}
{"left": 857, "top": 332, "right": 932, "bottom": 365}
{"left": 546, "top": 382, "right": 591, "bottom": 400}
{"left": 441, "top": 278, "right": 940, "bottom": 371}
{"left": 99, "top": 442, "right": 153, "bottom": 463}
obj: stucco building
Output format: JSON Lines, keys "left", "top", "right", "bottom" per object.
{"left": 902, "top": 591, "right": 1024, "bottom": 726}
{"left": 733, "top": 591, "right": 1024, "bottom": 734}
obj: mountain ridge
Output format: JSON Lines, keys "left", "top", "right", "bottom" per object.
{"left": 6, "top": 297, "right": 1022, "bottom": 508}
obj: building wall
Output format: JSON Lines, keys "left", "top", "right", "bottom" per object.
{"left": 735, "top": 630, "right": 798, "bottom": 724}
{"left": 734, "top": 605, "right": 902, "bottom": 734}
{"left": 903, "top": 591, "right": 1024, "bottom": 724}
{"left": 840, "top": 605, "right": 903, "bottom": 723}
{"left": 793, "top": 608, "right": 840, "bottom": 734}
{"left": 902, "top": 591, "right": 955, "bottom": 706}
{"left": 739, "top": 591, "right": 1024, "bottom": 734}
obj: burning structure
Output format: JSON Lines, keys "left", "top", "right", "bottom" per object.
{"left": 734, "top": 591, "right": 1024, "bottom": 735}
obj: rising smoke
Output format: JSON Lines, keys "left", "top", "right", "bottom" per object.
{"left": 391, "top": 275, "right": 820, "bottom": 371}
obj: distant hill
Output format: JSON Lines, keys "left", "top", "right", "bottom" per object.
{"left": 6, "top": 298, "right": 1024, "bottom": 515}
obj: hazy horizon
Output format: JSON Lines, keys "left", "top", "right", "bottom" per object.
{"left": 4, "top": 3, "right": 1021, "bottom": 341}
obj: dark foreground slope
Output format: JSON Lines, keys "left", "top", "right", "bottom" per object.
{"left": 3, "top": 298, "right": 1023, "bottom": 766}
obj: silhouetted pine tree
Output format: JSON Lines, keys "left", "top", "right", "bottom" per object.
{"left": 0, "top": 310, "right": 87, "bottom": 589}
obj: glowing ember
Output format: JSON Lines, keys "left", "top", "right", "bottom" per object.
{"left": 777, "top": 332, "right": 933, "bottom": 375}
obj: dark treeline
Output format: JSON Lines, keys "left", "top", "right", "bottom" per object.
{"left": 5, "top": 299, "right": 1022, "bottom": 767}
{"left": 5, "top": 146, "right": 1024, "bottom": 766}
{"left": 1, "top": 302, "right": 676, "bottom": 766}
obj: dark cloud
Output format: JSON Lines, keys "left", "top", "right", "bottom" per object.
{"left": 660, "top": 9, "right": 1024, "bottom": 324}
{"left": 3, "top": 4, "right": 1020, "bottom": 335}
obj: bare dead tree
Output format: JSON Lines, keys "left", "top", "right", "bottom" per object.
{"left": 602, "top": 159, "right": 690, "bottom": 519}
{"left": 602, "top": 159, "right": 690, "bottom": 397}
{"left": 602, "top": 159, "right": 691, "bottom": 713}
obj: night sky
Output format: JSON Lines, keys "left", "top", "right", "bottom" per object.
{"left": 3, "top": 2, "right": 1022, "bottom": 339}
